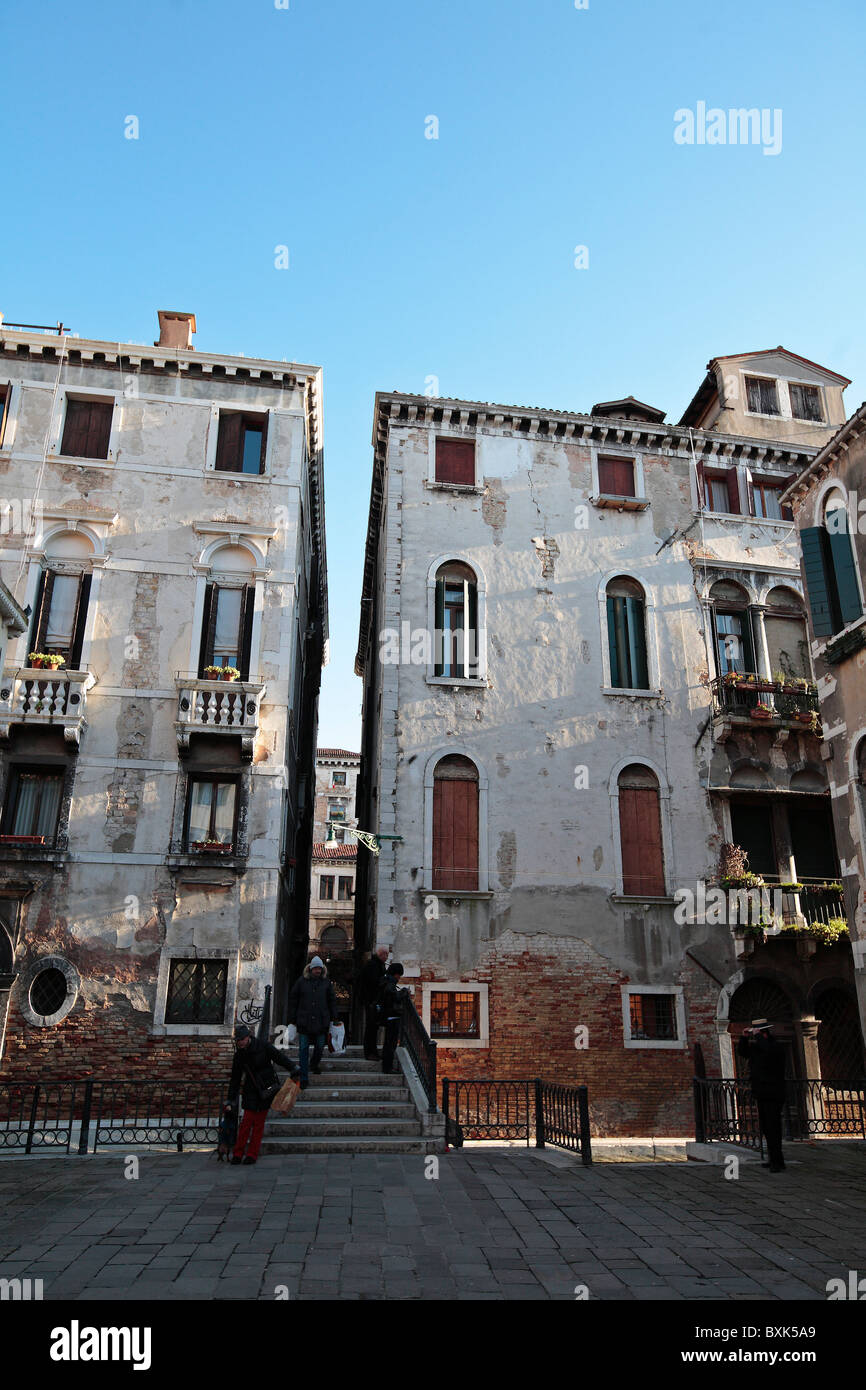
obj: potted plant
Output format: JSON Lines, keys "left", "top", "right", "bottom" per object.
{"left": 0, "top": 834, "right": 46, "bottom": 844}
{"left": 219, "top": 666, "right": 240, "bottom": 682}
{"left": 203, "top": 666, "right": 223, "bottom": 680}
{"left": 751, "top": 702, "right": 773, "bottom": 720}
{"left": 191, "top": 838, "right": 233, "bottom": 853}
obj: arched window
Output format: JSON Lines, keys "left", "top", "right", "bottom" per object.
{"left": 606, "top": 577, "right": 648, "bottom": 690}
{"left": 434, "top": 562, "right": 478, "bottom": 679}
{"left": 29, "top": 530, "right": 95, "bottom": 669}
{"left": 618, "top": 764, "right": 664, "bottom": 895}
{"left": 801, "top": 490, "right": 863, "bottom": 637}
{"left": 432, "top": 755, "right": 479, "bottom": 891}
{"left": 320, "top": 924, "right": 349, "bottom": 954}
{"left": 709, "top": 580, "right": 754, "bottom": 676}
{"left": 199, "top": 545, "right": 257, "bottom": 678}
{"left": 763, "top": 586, "right": 810, "bottom": 680}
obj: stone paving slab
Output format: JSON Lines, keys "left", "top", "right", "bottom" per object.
{"left": 0, "top": 1142, "right": 863, "bottom": 1301}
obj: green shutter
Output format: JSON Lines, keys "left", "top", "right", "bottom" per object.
{"left": 625, "top": 597, "right": 649, "bottom": 689}
{"left": 467, "top": 582, "right": 478, "bottom": 677}
{"left": 607, "top": 596, "right": 621, "bottom": 686}
{"left": 434, "top": 576, "right": 445, "bottom": 677}
{"left": 800, "top": 527, "right": 835, "bottom": 637}
{"left": 828, "top": 531, "right": 864, "bottom": 627}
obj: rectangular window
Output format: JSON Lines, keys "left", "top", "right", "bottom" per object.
{"left": 790, "top": 383, "right": 823, "bottom": 423}
{"left": 752, "top": 481, "right": 783, "bottom": 520}
{"left": 628, "top": 993, "right": 677, "bottom": 1042}
{"left": 186, "top": 778, "right": 237, "bottom": 849}
{"left": 2, "top": 768, "right": 64, "bottom": 844}
{"left": 319, "top": 876, "right": 334, "bottom": 900}
{"left": 597, "top": 456, "right": 636, "bottom": 497}
{"left": 745, "top": 376, "right": 779, "bottom": 416}
{"left": 430, "top": 990, "right": 480, "bottom": 1039}
{"left": 29, "top": 570, "right": 92, "bottom": 667}
{"left": 702, "top": 468, "right": 741, "bottom": 515}
{"left": 607, "top": 596, "right": 649, "bottom": 689}
{"left": 60, "top": 399, "right": 113, "bottom": 459}
{"left": 215, "top": 411, "right": 268, "bottom": 475}
{"left": 165, "top": 958, "right": 228, "bottom": 1025}
{"left": 435, "top": 437, "right": 475, "bottom": 486}
{"left": 332, "top": 771, "right": 346, "bottom": 786}
{"left": 198, "top": 583, "right": 255, "bottom": 677}
{"left": 337, "top": 876, "right": 353, "bottom": 901}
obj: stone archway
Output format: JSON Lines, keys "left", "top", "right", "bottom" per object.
{"left": 717, "top": 970, "right": 803, "bottom": 1080}
{"left": 810, "top": 984, "right": 866, "bottom": 1079}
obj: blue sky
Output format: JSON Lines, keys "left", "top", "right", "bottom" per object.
{"left": 5, "top": 0, "right": 865, "bottom": 751}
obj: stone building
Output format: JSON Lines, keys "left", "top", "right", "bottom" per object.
{"left": 306, "top": 750, "right": 360, "bottom": 1024}
{"left": 782, "top": 401, "right": 866, "bottom": 1067}
{"left": 0, "top": 311, "right": 326, "bottom": 1079}
{"left": 354, "top": 347, "right": 861, "bottom": 1136}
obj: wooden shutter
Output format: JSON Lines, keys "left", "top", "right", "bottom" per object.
{"left": 625, "top": 597, "right": 649, "bottom": 688}
{"left": 744, "top": 469, "right": 755, "bottom": 518}
{"left": 695, "top": 460, "right": 706, "bottom": 508}
{"left": 257, "top": 413, "right": 269, "bottom": 474}
{"left": 86, "top": 402, "right": 112, "bottom": 458}
{"left": 829, "top": 531, "right": 864, "bottom": 627}
{"left": 0, "top": 383, "right": 10, "bottom": 448}
{"left": 607, "top": 595, "right": 625, "bottom": 687}
{"left": 433, "top": 776, "right": 478, "bottom": 891}
{"left": 434, "top": 576, "right": 446, "bottom": 677}
{"left": 198, "top": 583, "right": 216, "bottom": 674}
{"left": 467, "top": 581, "right": 479, "bottom": 677}
{"left": 30, "top": 570, "right": 54, "bottom": 653}
{"left": 239, "top": 585, "right": 255, "bottom": 678}
{"left": 800, "top": 527, "right": 835, "bottom": 637}
{"left": 619, "top": 787, "right": 664, "bottom": 895}
{"left": 599, "top": 457, "right": 634, "bottom": 497}
{"left": 68, "top": 574, "right": 91, "bottom": 670}
{"left": 780, "top": 476, "right": 795, "bottom": 522}
{"left": 215, "top": 413, "right": 242, "bottom": 472}
{"left": 60, "top": 401, "right": 89, "bottom": 456}
{"left": 435, "top": 438, "right": 475, "bottom": 485}
{"left": 725, "top": 468, "right": 741, "bottom": 515}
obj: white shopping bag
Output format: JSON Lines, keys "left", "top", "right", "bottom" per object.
{"left": 329, "top": 1022, "right": 346, "bottom": 1055}
{"left": 286, "top": 1023, "right": 297, "bottom": 1044}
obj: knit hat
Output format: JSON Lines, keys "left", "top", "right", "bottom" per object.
{"left": 234, "top": 1024, "right": 252, "bottom": 1041}
{"left": 310, "top": 956, "right": 325, "bottom": 970}
{"left": 386, "top": 962, "right": 404, "bottom": 977}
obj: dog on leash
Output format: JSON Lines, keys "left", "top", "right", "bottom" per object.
{"left": 216, "top": 1102, "right": 238, "bottom": 1160}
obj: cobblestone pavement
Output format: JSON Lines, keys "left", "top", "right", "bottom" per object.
{"left": 0, "top": 1143, "right": 863, "bottom": 1301}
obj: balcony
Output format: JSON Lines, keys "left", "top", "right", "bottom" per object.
{"left": 725, "top": 876, "right": 848, "bottom": 958}
{"left": 0, "top": 666, "right": 94, "bottom": 747}
{"left": 709, "top": 674, "right": 821, "bottom": 741}
{"left": 175, "top": 674, "right": 266, "bottom": 760}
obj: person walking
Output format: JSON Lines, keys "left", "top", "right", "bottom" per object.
{"left": 357, "top": 946, "right": 388, "bottom": 1060}
{"left": 737, "top": 1017, "right": 787, "bottom": 1172}
{"left": 227, "top": 1024, "right": 299, "bottom": 1165}
{"left": 379, "top": 962, "right": 408, "bottom": 1075}
{"left": 288, "top": 955, "right": 337, "bottom": 1089}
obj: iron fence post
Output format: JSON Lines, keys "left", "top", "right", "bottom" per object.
{"left": 534, "top": 1078, "right": 544, "bottom": 1148}
{"left": 442, "top": 1078, "right": 449, "bottom": 1143}
{"left": 25, "top": 1084, "right": 40, "bottom": 1154}
{"left": 78, "top": 1078, "right": 94, "bottom": 1155}
{"left": 693, "top": 1078, "right": 706, "bottom": 1144}
{"left": 577, "top": 1085, "right": 592, "bottom": 1165}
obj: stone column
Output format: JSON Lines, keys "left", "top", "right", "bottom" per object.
{"left": 798, "top": 1015, "right": 823, "bottom": 1132}
{"left": 752, "top": 606, "right": 772, "bottom": 680}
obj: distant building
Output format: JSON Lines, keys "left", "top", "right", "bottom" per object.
{"left": 306, "top": 750, "right": 360, "bottom": 1026}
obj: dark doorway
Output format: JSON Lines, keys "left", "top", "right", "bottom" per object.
{"left": 730, "top": 802, "right": 777, "bottom": 878}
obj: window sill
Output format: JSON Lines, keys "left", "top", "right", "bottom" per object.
{"left": 424, "top": 480, "right": 483, "bottom": 495}
{"left": 151, "top": 1023, "right": 234, "bottom": 1037}
{"left": 610, "top": 894, "right": 676, "bottom": 906}
{"left": 167, "top": 852, "right": 247, "bottom": 872}
{"left": 602, "top": 687, "right": 663, "bottom": 699}
{"left": 820, "top": 617, "right": 866, "bottom": 667}
{"left": 206, "top": 468, "right": 271, "bottom": 483}
{"left": 426, "top": 676, "right": 488, "bottom": 689}
{"left": 51, "top": 452, "right": 113, "bottom": 466}
{"left": 430, "top": 1036, "right": 489, "bottom": 1049}
{"left": 592, "top": 494, "right": 650, "bottom": 512}
{"left": 624, "top": 1039, "right": 687, "bottom": 1050}
{"left": 743, "top": 410, "right": 783, "bottom": 422}
{"left": 0, "top": 843, "right": 67, "bottom": 867}
{"left": 419, "top": 888, "right": 493, "bottom": 901}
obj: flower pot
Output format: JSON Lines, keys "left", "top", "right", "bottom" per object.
{"left": 751, "top": 710, "right": 772, "bottom": 721}
{"left": 29, "top": 659, "right": 45, "bottom": 670}
{"left": 795, "top": 712, "right": 814, "bottom": 724}
{"left": 191, "top": 841, "right": 232, "bottom": 853}
{"left": 0, "top": 834, "right": 46, "bottom": 844}
{"left": 220, "top": 673, "right": 238, "bottom": 682}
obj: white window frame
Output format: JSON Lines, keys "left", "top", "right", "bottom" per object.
{"left": 427, "top": 430, "right": 482, "bottom": 491}
{"left": 151, "top": 948, "right": 238, "bottom": 1037}
{"left": 742, "top": 372, "right": 782, "bottom": 421}
{"left": 205, "top": 405, "right": 274, "bottom": 478}
{"left": 621, "top": 984, "right": 686, "bottom": 1050}
{"left": 421, "top": 980, "right": 489, "bottom": 1049}
{"left": 786, "top": 378, "right": 826, "bottom": 426}
{"left": 597, "top": 571, "right": 661, "bottom": 696}
{"left": 422, "top": 746, "right": 489, "bottom": 893}
{"left": 51, "top": 388, "right": 120, "bottom": 463}
{"left": 608, "top": 755, "right": 674, "bottom": 899}
{"left": 426, "top": 553, "right": 488, "bottom": 686}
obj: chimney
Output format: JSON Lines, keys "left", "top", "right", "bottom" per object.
{"left": 155, "top": 310, "right": 196, "bottom": 350}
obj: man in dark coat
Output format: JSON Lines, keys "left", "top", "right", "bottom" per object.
{"left": 737, "top": 1017, "right": 787, "bottom": 1171}
{"left": 227, "top": 1024, "right": 299, "bottom": 1165}
{"left": 357, "top": 946, "right": 388, "bottom": 1059}
{"left": 288, "top": 956, "right": 337, "bottom": 1088}
{"left": 379, "top": 962, "right": 408, "bottom": 1075}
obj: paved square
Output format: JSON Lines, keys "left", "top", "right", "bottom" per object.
{"left": 0, "top": 1143, "right": 863, "bottom": 1300}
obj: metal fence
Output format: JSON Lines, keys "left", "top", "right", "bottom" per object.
{"left": 442, "top": 1077, "right": 592, "bottom": 1164}
{"left": 0, "top": 1078, "right": 228, "bottom": 1154}
{"left": 400, "top": 996, "right": 437, "bottom": 1111}
{"left": 694, "top": 1077, "right": 866, "bottom": 1151}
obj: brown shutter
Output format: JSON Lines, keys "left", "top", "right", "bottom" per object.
{"left": 780, "top": 475, "right": 795, "bottom": 522}
{"left": 726, "top": 468, "right": 741, "bottom": 515}
{"left": 433, "top": 777, "right": 478, "bottom": 890}
{"left": 60, "top": 401, "right": 89, "bottom": 456}
{"left": 198, "top": 583, "right": 216, "bottom": 675}
{"left": 0, "top": 383, "right": 11, "bottom": 448}
{"left": 435, "top": 438, "right": 475, "bottom": 485}
{"left": 30, "top": 570, "right": 55, "bottom": 654}
{"left": 215, "top": 413, "right": 242, "bottom": 472}
{"left": 86, "top": 402, "right": 113, "bottom": 458}
{"left": 68, "top": 574, "right": 92, "bottom": 670}
{"left": 619, "top": 787, "right": 664, "bottom": 895}
{"left": 239, "top": 584, "right": 255, "bottom": 679}
{"left": 599, "top": 457, "right": 635, "bottom": 496}
{"left": 257, "top": 413, "right": 268, "bottom": 474}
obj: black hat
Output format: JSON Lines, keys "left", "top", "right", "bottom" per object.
{"left": 386, "top": 962, "right": 404, "bottom": 977}
{"left": 234, "top": 1024, "right": 252, "bottom": 1041}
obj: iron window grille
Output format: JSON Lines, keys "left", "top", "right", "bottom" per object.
{"left": 165, "top": 958, "right": 228, "bottom": 1025}
{"left": 430, "top": 990, "right": 480, "bottom": 1039}
{"left": 629, "top": 993, "right": 677, "bottom": 1041}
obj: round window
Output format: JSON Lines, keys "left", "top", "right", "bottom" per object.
{"left": 30, "top": 967, "right": 69, "bottom": 1018}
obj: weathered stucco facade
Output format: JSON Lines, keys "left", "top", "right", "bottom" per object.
{"left": 355, "top": 357, "right": 862, "bottom": 1136}
{"left": 0, "top": 313, "right": 326, "bottom": 1081}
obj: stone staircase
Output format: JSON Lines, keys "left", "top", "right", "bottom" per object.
{"left": 260, "top": 1045, "right": 435, "bottom": 1154}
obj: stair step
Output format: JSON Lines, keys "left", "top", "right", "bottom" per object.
{"left": 300, "top": 1086, "right": 410, "bottom": 1103}
{"left": 258, "top": 1137, "right": 434, "bottom": 1155}
{"left": 305, "top": 1072, "right": 405, "bottom": 1087}
{"left": 289, "top": 1102, "right": 417, "bottom": 1118}
{"left": 265, "top": 1118, "right": 422, "bottom": 1136}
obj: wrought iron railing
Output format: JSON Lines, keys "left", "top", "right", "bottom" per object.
{"left": 694, "top": 1077, "right": 866, "bottom": 1150}
{"left": 400, "top": 995, "right": 437, "bottom": 1111}
{"left": 442, "top": 1077, "right": 592, "bottom": 1163}
{"left": 0, "top": 1081, "right": 81, "bottom": 1153}
{"left": 711, "top": 676, "right": 820, "bottom": 723}
{"left": 0, "top": 1078, "right": 228, "bottom": 1153}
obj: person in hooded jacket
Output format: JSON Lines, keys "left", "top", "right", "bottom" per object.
{"left": 227, "top": 1024, "right": 300, "bottom": 1165}
{"left": 288, "top": 955, "right": 338, "bottom": 1089}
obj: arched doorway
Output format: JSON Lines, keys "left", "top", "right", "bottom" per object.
{"left": 813, "top": 987, "right": 865, "bottom": 1080}
{"left": 728, "top": 977, "right": 800, "bottom": 1082}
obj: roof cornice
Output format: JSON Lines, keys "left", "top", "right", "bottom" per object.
{"left": 780, "top": 401, "right": 866, "bottom": 505}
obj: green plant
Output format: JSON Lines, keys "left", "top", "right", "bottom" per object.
{"left": 779, "top": 918, "right": 848, "bottom": 946}
{"left": 753, "top": 702, "right": 773, "bottom": 715}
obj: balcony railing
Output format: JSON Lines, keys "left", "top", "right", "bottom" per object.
{"left": 0, "top": 666, "right": 94, "bottom": 747}
{"left": 175, "top": 674, "right": 266, "bottom": 759}
{"left": 710, "top": 674, "right": 820, "bottom": 726}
